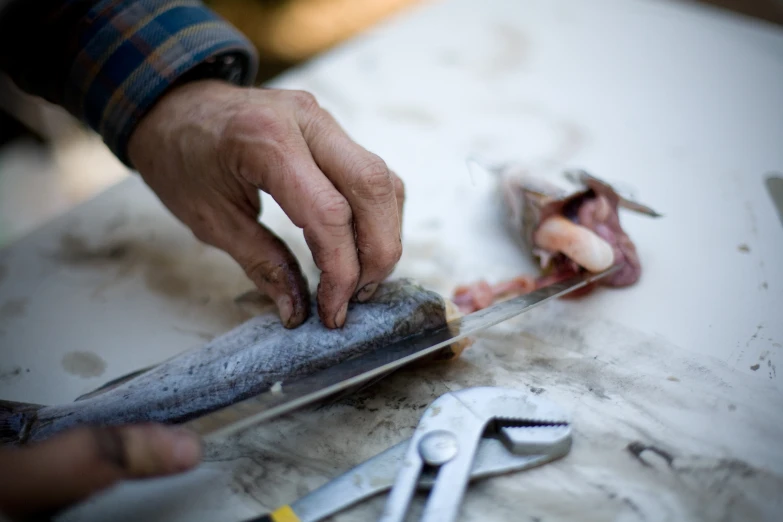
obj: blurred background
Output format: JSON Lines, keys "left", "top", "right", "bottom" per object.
{"left": 0, "top": 0, "right": 781, "bottom": 248}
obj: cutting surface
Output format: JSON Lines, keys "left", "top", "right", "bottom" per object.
{"left": 0, "top": 0, "right": 782, "bottom": 520}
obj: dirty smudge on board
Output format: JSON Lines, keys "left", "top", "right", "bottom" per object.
{"left": 626, "top": 441, "right": 674, "bottom": 468}
{"left": 727, "top": 175, "right": 769, "bottom": 296}
{"left": 738, "top": 325, "right": 765, "bottom": 366}
{"left": 50, "top": 234, "right": 131, "bottom": 265}
{"left": 744, "top": 199, "right": 759, "bottom": 238}
{"left": 61, "top": 351, "right": 107, "bottom": 378}
{"left": 0, "top": 264, "right": 7, "bottom": 286}
{"left": 45, "top": 233, "right": 260, "bottom": 332}
{"left": 104, "top": 213, "right": 128, "bottom": 234}
{"left": 0, "top": 298, "right": 27, "bottom": 321}
{"left": 748, "top": 349, "right": 777, "bottom": 378}
{"left": 0, "top": 366, "right": 23, "bottom": 382}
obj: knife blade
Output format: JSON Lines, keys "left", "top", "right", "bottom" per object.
{"left": 183, "top": 267, "right": 618, "bottom": 440}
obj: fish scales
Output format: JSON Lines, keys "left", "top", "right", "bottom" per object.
{"left": 1, "top": 279, "right": 457, "bottom": 444}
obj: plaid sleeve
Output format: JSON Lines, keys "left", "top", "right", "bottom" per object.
{"left": 0, "top": 0, "right": 258, "bottom": 165}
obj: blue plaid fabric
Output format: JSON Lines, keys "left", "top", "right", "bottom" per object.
{"left": 0, "top": 0, "right": 258, "bottom": 165}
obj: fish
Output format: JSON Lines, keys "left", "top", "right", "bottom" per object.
{"left": 0, "top": 279, "right": 470, "bottom": 445}
{"left": 453, "top": 164, "right": 661, "bottom": 313}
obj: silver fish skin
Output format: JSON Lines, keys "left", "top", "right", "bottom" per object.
{"left": 1, "top": 279, "right": 455, "bottom": 444}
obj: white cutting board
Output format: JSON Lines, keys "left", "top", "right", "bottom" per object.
{"left": 0, "top": 0, "right": 781, "bottom": 520}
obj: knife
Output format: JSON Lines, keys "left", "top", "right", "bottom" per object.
{"left": 183, "top": 267, "right": 618, "bottom": 440}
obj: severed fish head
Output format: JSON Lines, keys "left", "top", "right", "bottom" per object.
{"left": 452, "top": 159, "right": 661, "bottom": 312}
{"left": 497, "top": 165, "right": 660, "bottom": 288}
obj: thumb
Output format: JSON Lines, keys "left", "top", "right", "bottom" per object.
{"left": 0, "top": 424, "right": 201, "bottom": 520}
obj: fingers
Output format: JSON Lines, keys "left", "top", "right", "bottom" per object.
{"left": 216, "top": 213, "right": 311, "bottom": 328}
{"left": 0, "top": 424, "right": 201, "bottom": 519}
{"left": 183, "top": 186, "right": 311, "bottom": 328}
{"left": 219, "top": 90, "right": 406, "bottom": 328}
{"left": 225, "top": 107, "right": 361, "bottom": 328}
{"left": 298, "top": 103, "right": 403, "bottom": 303}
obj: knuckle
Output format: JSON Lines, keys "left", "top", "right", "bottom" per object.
{"left": 312, "top": 190, "right": 352, "bottom": 229}
{"left": 383, "top": 240, "right": 404, "bottom": 265}
{"left": 332, "top": 262, "right": 361, "bottom": 289}
{"left": 220, "top": 106, "right": 294, "bottom": 187}
{"left": 362, "top": 239, "right": 403, "bottom": 269}
{"left": 353, "top": 156, "right": 394, "bottom": 200}
{"left": 288, "top": 90, "right": 320, "bottom": 112}
{"left": 228, "top": 106, "right": 288, "bottom": 141}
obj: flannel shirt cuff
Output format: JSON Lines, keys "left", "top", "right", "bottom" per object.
{"left": 67, "top": 0, "right": 259, "bottom": 166}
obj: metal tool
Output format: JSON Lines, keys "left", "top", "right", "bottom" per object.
{"left": 767, "top": 174, "right": 783, "bottom": 227}
{"left": 379, "top": 387, "right": 571, "bottom": 522}
{"left": 183, "top": 268, "right": 615, "bottom": 441}
{"left": 246, "top": 429, "right": 569, "bottom": 522}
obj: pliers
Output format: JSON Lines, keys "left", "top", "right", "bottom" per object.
{"left": 247, "top": 387, "right": 571, "bottom": 522}
{"left": 380, "top": 386, "right": 572, "bottom": 522}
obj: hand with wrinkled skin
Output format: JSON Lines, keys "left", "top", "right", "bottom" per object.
{"left": 0, "top": 424, "right": 201, "bottom": 520}
{"left": 128, "top": 80, "right": 405, "bottom": 329}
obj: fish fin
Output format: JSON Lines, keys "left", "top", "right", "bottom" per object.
{"left": 0, "top": 400, "right": 42, "bottom": 445}
{"left": 74, "top": 366, "right": 156, "bottom": 401}
{"left": 564, "top": 169, "right": 663, "bottom": 218}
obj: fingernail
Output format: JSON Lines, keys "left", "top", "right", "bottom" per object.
{"left": 172, "top": 430, "right": 202, "bottom": 470}
{"left": 276, "top": 295, "right": 293, "bottom": 326}
{"left": 334, "top": 302, "right": 349, "bottom": 328}
{"left": 357, "top": 283, "right": 378, "bottom": 303}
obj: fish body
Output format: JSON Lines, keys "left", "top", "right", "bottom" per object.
{"left": 1, "top": 279, "right": 464, "bottom": 445}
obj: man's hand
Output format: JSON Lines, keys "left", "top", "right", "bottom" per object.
{"left": 128, "top": 81, "right": 405, "bottom": 329}
{"left": 0, "top": 424, "right": 201, "bottom": 520}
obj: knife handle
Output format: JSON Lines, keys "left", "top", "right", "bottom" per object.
{"left": 247, "top": 505, "right": 300, "bottom": 522}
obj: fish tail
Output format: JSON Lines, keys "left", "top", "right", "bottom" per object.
{"left": 0, "top": 400, "right": 42, "bottom": 445}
